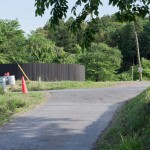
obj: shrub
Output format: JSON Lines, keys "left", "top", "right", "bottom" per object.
{"left": 79, "top": 43, "right": 122, "bottom": 81}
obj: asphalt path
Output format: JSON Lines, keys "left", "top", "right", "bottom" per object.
{"left": 0, "top": 82, "right": 150, "bottom": 150}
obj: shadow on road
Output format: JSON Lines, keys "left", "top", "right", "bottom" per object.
{"left": 0, "top": 100, "right": 125, "bottom": 150}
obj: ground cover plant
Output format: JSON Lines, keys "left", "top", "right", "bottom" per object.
{"left": 0, "top": 91, "right": 45, "bottom": 126}
{"left": 95, "top": 88, "right": 150, "bottom": 150}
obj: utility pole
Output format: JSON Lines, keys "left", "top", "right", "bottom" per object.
{"left": 133, "top": 22, "right": 142, "bottom": 81}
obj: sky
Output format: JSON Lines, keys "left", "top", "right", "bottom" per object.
{"left": 0, "top": 0, "right": 119, "bottom": 34}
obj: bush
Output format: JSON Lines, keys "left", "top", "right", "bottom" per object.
{"left": 118, "top": 72, "right": 132, "bottom": 81}
{"left": 118, "top": 58, "right": 150, "bottom": 81}
{"left": 118, "top": 66, "right": 139, "bottom": 81}
{"left": 79, "top": 43, "right": 122, "bottom": 81}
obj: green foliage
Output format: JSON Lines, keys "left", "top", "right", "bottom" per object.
{"left": 142, "top": 58, "right": 150, "bottom": 80}
{"left": 0, "top": 92, "right": 45, "bottom": 126}
{"left": 7, "top": 98, "right": 26, "bottom": 111}
{"left": 79, "top": 43, "right": 122, "bottom": 81}
{"left": 0, "top": 19, "right": 27, "bottom": 63}
{"left": 35, "top": 0, "right": 69, "bottom": 26}
{"left": 118, "top": 72, "right": 132, "bottom": 81}
{"left": 0, "top": 16, "right": 150, "bottom": 83}
{"left": 96, "top": 88, "right": 150, "bottom": 149}
{"left": 112, "top": 17, "right": 144, "bottom": 71}
{"left": 116, "top": 23, "right": 137, "bottom": 70}
{"left": 118, "top": 66, "right": 139, "bottom": 81}
{"left": 118, "top": 58, "right": 150, "bottom": 81}
{"left": 109, "top": 0, "right": 150, "bottom": 22}
{"left": 0, "top": 87, "right": 3, "bottom": 94}
{"left": 35, "top": 0, "right": 150, "bottom": 48}
{"left": 42, "top": 18, "right": 81, "bottom": 54}
{"left": 27, "top": 31, "right": 56, "bottom": 63}
{"left": 27, "top": 30, "right": 77, "bottom": 64}
{"left": 140, "top": 21, "right": 150, "bottom": 58}
{"left": 94, "top": 15, "right": 124, "bottom": 46}
{"left": 0, "top": 53, "right": 9, "bottom": 64}
{"left": 117, "top": 134, "right": 143, "bottom": 150}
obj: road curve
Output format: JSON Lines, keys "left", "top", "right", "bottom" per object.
{"left": 0, "top": 82, "right": 150, "bottom": 150}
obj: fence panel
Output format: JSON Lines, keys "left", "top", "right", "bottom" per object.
{"left": 0, "top": 63, "right": 85, "bottom": 81}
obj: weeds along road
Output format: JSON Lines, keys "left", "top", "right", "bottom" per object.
{"left": 0, "top": 82, "right": 150, "bottom": 150}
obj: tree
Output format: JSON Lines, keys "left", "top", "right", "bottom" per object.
{"left": 51, "top": 19, "right": 77, "bottom": 53}
{"left": 93, "top": 15, "right": 124, "bottom": 45}
{"left": 27, "top": 30, "right": 77, "bottom": 64}
{"left": 35, "top": 0, "right": 150, "bottom": 47}
{"left": 78, "top": 43, "right": 122, "bottom": 81}
{"left": 27, "top": 31, "right": 56, "bottom": 63}
{"left": 111, "top": 17, "right": 144, "bottom": 71}
{"left": 140, "top": 21, "right": 150, "bottom": 59}
{"left": 0, "top": 19, "right": 27, "bottom": 63}
{"left": 39, "top": 18, "right": 84, "bottom": 54}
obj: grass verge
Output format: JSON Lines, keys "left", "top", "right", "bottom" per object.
{"left": 11, "top": 81, "right": 117, "bottom": 92}
{"left": 0, "top": 92, "right": 46, "bottom": 126}
{"left": 95, "top": 88, "right": 150, "bottom": 150}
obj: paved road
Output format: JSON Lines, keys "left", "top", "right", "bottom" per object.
{"left": 0, "top": 82, "right": 150, "bottom": 150}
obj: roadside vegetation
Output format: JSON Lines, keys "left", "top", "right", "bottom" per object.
{"left": 0, "top": 6, "right": 150, "bottom": 148}
{"left": 0, "top": 16, "right": 150, "bottom": 81}
{"left": 95, "top": 87, "right": 150, "bottom": 150}
{"left": 11, "top": 81, "right": 117, "bottom": 91}
{"left": 0, "top": 90, "right": 45, "bottom": 126}
{"left": 0, "top": 81, "right": 117, "bottom": 126}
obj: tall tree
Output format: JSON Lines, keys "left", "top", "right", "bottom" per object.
{"left": 111, "top": 17, "right": 144, "bottom": 71}
{"left": 0, "top": 19, "right": 27, "bottom": 63}
{"left": 35, "top": 0, "right": 150, "bottom": 47}
{"left": 93, "top": 15, "right": 124, "bottom": 45}
{"left": 41, "top": 18, "right": 83, "bottom": 54}
{"left": 140, "top": 21, "right": 150, "bottom": 59}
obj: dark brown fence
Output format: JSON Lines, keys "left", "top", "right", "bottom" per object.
{"left": 0, "top": 63, "right": 85, "bottom": 81}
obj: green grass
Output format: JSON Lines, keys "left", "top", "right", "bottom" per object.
{"left": 0, "top": 92, "right": 46, "bottom": 126}
{"left": 95, "top": 88, "right": 150, "bottom": 150}
{"left": 0, "top": 81, "right": 116, "bottom": 126}
{"left": 11, "top": 80, "right": 117, "bottom": 92}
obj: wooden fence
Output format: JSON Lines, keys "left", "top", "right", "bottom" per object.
{"left": 0, "top": 63, "right": 85, "bottom": 81}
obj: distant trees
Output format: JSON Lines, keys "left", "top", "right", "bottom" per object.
{"left": 0, "top": 15, "right": 150, "bottom": 81}
{"left": 35, "top": 0, "right": 150, "bottom": 47}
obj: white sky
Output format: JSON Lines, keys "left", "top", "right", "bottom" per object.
{"left": 0, "top": 0, "right": 118, "bottom": 34}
